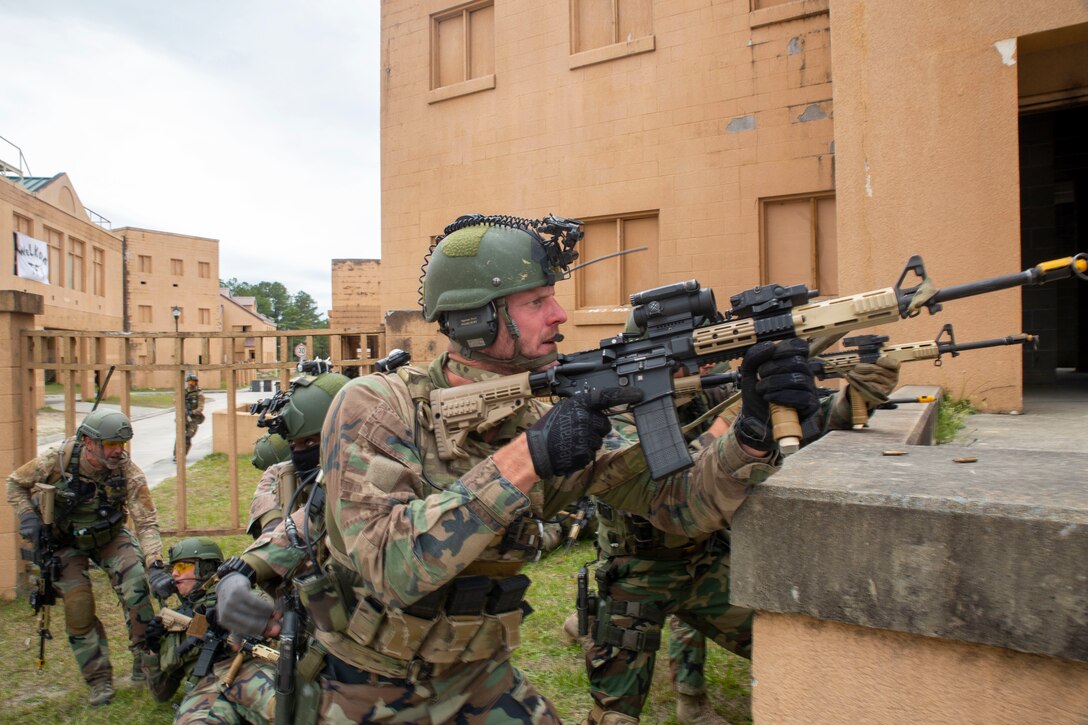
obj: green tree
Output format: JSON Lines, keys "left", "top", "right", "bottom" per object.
{"left": 221, "top": 279, "right": 329, "bottom": 357}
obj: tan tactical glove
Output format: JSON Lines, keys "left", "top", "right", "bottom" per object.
{"left": 844, "top": 356, "right": 901, "bottom": 406}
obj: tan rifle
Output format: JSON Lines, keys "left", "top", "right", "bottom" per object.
{"left": 430, "top": 254, "right": 1086, "bottom": 477}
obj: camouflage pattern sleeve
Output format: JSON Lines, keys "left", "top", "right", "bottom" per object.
{"left": 192, "top": 391, "right": 206, "bottom": 424}
{"left": 240, "top": 507, "right": 312, "bottom": 585}
{"left": 247, "top": 463, "right": 286, "bottom": 536}
{"left": 124, "top": 461, "right": 164, "bottom": 566}
{"left": 585, "top": 419, "right": 780, "bottom": 538}
{"left": 6, "top": 446, "right": 61, "bottom": 517}
{"left": 321, "top": 375, "right": 532, "bottom": 609}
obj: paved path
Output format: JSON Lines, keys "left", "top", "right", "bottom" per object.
{"left": 39, "top": 390, "right": 271, "bottom": 488}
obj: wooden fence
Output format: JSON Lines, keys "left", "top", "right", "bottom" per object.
{"left": 20, "top": 326, "right": 383, "bottom": 535}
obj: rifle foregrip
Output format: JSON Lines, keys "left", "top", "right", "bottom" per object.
{"left": 769, "top": 403, "right": 801, "bottom": 455}
{"left": 849, "top": 387, "right": 868, "bottom": 429}
{"left": 632, "top": 396, "right": 693, "bottom": 480}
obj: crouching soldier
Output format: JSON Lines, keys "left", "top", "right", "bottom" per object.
{"left": 142, "top": 537, "right": 225, "bottom": 701}
{"left": 7, "top": 409, "right": 170, "bottom": 706}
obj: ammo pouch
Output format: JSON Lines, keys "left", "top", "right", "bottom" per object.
{"left": 69, "top": 510, "right": 124, "bottom": 551}
{"left": 326, "top": 575, "right": 531, "bottom": 671}
{"left": 295, "top": 570, "right": 350, "bottom": 633}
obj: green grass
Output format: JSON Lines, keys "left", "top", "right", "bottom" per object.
{"left": 935, "top": 394, "right": 977, "bottom": 444}
{"left": 1, "top": 455, "right": 751, "bottom": 723}
{"left": 41, "top": 384, "right": 180, "bottom": 410}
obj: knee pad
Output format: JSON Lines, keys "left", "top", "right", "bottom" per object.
{"left": 64, "top": 585, "right": 97, "bottom": 634}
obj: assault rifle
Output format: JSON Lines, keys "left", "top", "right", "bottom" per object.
{"left": 562, "top": 498, "right": 596, "bottom": 552}
{"left": 276, "top": 591, "right": 302, "bottom": 725}
{"left": 28, "top": 484, "right": 59, "bottom": 671}
{"left": 171, "top": 606, "right": 279, "bottom": 689}
{"left": 431, "top": 254, "right": 1086, "bottom": 479}
{"left": 815, "top": 324, "right": 1038, "bottom": 426}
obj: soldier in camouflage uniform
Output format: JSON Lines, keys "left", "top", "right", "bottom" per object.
{"left": 8, "top": 408, "right": 173, "bottom": 706}
{"left": 246, "top": 371, "right": 350, "bottom": 538}
{"left": 183, "top": 372, "right": 206, "bottom": 457}
{"left": 582, "top": 360, "right": 900, "bottom": 725}
{"left": 142, "top": 537, "right": 225, "bottom": 701}
{"left": 215, "top": 213, "right": 820, "bottom": 724}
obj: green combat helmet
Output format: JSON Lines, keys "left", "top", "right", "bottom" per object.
{"left": 251, "top": 432, "right": 291, "bottom": 470}
{"left": 185, "top": 372, "right": 199, "bottom": 383}
{"left": 168, "top": 537, "right": 223, "bottom": 579}
{"left": 419, "top": 213, "right": 582, "bottom": 368}
{"left": 78, "top": 409, "right": 134, "bottom": 441}
{"left": 277, "top": 372, "right": 350, "bottom": 441}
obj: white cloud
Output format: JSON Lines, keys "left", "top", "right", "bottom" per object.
{"left": 0, "top": 1, "right": 381, "bottom": 314}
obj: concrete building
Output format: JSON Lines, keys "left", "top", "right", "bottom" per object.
{"left": 376, "top": 2, "right": 1088, "bottom": 721}
{"left": 1, "top": 151, "right": 277, "bottom": 597}
{"left": 2, "top": 171, "right": 125, "bottom": 398}
{"left": 377, "top": 0, "right": 1087, "bottom": 412}
{"left": 329, "top": 258, "right": 384, "bottom": 371}
{"left": 119, "top": 226, "right": 224, "bottom": 389}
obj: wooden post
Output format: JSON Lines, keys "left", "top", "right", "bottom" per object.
{"left": 175, "top": 337, "right": 187, "bottom": 532}
{"left": 227, "top": 366, "right": 239, "bottom": 529}
{"left": 63, "top": 336, "right": 76, "bottom": 437}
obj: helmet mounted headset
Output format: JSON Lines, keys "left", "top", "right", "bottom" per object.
{"left": 418, "top": 213, "right": 583, "bottom": 369}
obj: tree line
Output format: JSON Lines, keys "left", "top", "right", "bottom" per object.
{"left": 220, "top": 278, "right": 330, "bottom": 358}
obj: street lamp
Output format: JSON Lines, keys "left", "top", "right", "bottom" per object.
{"left": 171, "top": 306, "right": 181, "bottom": 335}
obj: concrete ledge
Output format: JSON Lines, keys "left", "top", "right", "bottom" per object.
{"left": 731, "top": 385, "right": 1088, "bottom": 663}
{"left": 0, "top": 290, "right": 44, "bottom": 315}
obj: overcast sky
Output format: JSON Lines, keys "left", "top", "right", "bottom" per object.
{"left": 0, "top": 0, "right": 380, "bottom": 315}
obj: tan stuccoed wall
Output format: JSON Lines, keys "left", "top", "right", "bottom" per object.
{"left": 119, "top": 227, "right": 225, "bottom": 389}
{"left": 1, "top": 175, "right": 126, "bottom": 402}
{"left": 830, "top": 0, "right": 1088, "bottom": 410}
{"left": 754, "top": 613, "right": 1088, "bottom": 724}
{"left": 329, "top": 258, "right": 383, "bottom": 329}
{"left": 381, "top": 0, "right": 1088, "bottom": 410}
{"left": 0, "top": 292, "right": 43, "bottom": 599}
{"left": 381, "top": 0, "right": 836, "bottom": 362}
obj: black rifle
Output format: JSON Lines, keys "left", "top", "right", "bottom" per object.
{"left": 191, "top": 624, "right": 227, "bottom": 681}
{"left": 576, "top": 564, "right": 598, "bottom": 637}
{"left": 563, "top": 498, "right": 596, "bottom": 552}
{"left": 276, "top": 591, "right": 301, "bottom": 724}
{"left": 28, "top": 485, "right": 60, "bottom": 671}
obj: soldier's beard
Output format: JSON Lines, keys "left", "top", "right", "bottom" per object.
{"left": 87, "top": 444, "right": 129, "bottom": 471}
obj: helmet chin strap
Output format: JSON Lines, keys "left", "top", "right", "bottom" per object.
{"left": 457, "top": 298, "right": 558, "bottom": 371}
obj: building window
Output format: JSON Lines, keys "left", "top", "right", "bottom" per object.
{"left": 171, "top": 258, "right": 184, "bottom": 276}
{"left": 14, "top": 213, "right": 32, "bottom": 235}
{"left": 761, "top": 193, "right": 837, "bottom": 296}
{"left": 139, "top": 254, "right": 152, "bottom": 273}
{"left": 45, "top": 227, "right": 64, "bottom": 285}
{"left": 199, "top": 307, "right": 211, "bottom": 324}
{"left": 198, "top": 261, "right": 211, "bottom": 278}
{"left": 575, "top": 212, "right": 659, "bottom": 310}
{"left": 92, "top": 247, "right": 105, "bottom": 296}
{"left": 138, "top": 305, "right": 153, "bottom": 323}
{"left": 68, "top": 238, "right": 85, "bottom": 292}
{"left": 570, "top": 0, "right": 654, "bottom": 68}
{"left": 430, "top": 1, "right": 495, "bottom": 98}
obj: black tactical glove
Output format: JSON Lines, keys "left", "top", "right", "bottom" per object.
{"left": 216, "top": 572, "right": 274, "bottom": 639}
{"left": 145, "top": 616, "right": 167, "bottom": 653}
{"left": 147, "top": 561, "right": 177, "bottom": 600}
{"left": 735, "top": 338, "right": 820, "bottom": 452}
{"left": 18, "top": 511, "right": 42, "bottom": 546}
{"left": 526, "top": 387, "right": 643, "bottom": 478}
